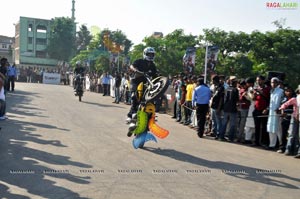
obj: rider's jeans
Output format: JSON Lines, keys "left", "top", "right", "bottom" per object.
{"left": 127, "top": 82, "right": 138, "bottom": 118}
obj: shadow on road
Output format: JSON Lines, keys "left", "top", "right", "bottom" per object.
{"left": 81, "top": 100, "right": 126, "bottom": 109}
{"left": 0, "top": 90, "right": 92, "bottom": 199}
{"left": 0, "top": 183, "right": 31, "bottom": 199}
{"left": 143, "top": 147, "right": 300, "bottom": 189}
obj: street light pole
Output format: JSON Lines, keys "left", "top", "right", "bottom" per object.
{"left": 196, "top": 42, "right": 210, "bottom": 84}
{"left": 117, "top": 52, "right": 120, "bottom": 72}
{"left": 204, "top": 44, "right": 209, "bottom": 84}
{"left": 117, "top": 45, "right": 124, "bottom": 73}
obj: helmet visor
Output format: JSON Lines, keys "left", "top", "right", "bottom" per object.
{"left": 146, "top": 52, "right": 155, "bottom": 58}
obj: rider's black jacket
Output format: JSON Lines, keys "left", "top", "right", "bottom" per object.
{"left": 74, "top": 66, "right": 85, "bottom": 76}
{"left": 131, "top": 59, "right": 157, "bottom": 85}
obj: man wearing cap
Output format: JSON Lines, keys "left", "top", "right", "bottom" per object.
{"left": 266, "top": 77, "right": 284, "bottom": 150}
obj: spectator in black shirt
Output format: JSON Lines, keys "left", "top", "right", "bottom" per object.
{"left": 113, "top": 72, "right": 122, "bottom": 104}
{"left": 210, "top": 75, "right": 224, "bottom": 139}
{"left": 219, "top": 76, "right": 239, "bottom": 141}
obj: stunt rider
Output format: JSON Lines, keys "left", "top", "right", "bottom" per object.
{"left": 126, "top": 47, "right": 158, "bottom": 123}
{"left": 73, "top": 61, "right": 86, "bottom": 93}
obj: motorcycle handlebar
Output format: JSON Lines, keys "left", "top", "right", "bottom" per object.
{"left": 134, "top": 69, "right": 154, "bottom": 76}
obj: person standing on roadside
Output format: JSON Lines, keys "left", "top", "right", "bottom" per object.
{"left": 113, "top": 72, "right": 122, "bottom": 104}
{"left": 0, "top": 72, "right": 7, "bottom": 120}
{"left": 266, "top": 77, "right": 284, "bottom": 150}
{"left": 252, "top": 75, "right": 271, "bottom": 147}
{"left": 192, "top": 78, "right": 211, "bottom": 138}
{"left": 7, "top": 62, "right": 17, "bottom": 91}
{"left": 219, "top": 76, "right": 239, "bottom": 142}
{"left": 210, "top": 75, "right": 224, "bottom": 139}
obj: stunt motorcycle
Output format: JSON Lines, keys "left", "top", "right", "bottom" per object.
{"left": 74, "top": 74, "right": 84, "bottom": 102}
{"left": 127, "top": 71, "right": 170, "bottom": 149}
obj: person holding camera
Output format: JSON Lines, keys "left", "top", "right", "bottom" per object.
{"left": 252, "top": 75, "right": 271, "bottom": 147}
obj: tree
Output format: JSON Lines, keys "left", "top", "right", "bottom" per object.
{"left": 95, "top": 54, "right": 110, "bottom": 73}
{"left": 76, "top": 24, "right": 93, "bottom": 53}
{"left": 200, "top": 27, "right": 300, "bottom": 87}
{"left": 129, "top": 29, "right": 198, "bottom": 76}
{"left": 47, "top": 17, "right": 76, "bottom": 61}
{"left": 202, "top": 28, "right": 254, "bottom": 78}
{"left": 71, "top": 28, "right": 133, "bottom": 73}
{"left": 68, "top": 24, "right": 300, "bottom": 87}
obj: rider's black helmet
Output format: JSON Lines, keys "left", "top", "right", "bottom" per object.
{"left": 76, "top": 61, "right": 81, "bottom": 67}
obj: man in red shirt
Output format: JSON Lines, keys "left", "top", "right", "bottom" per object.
{"left": 252, "top": 75, "right": 271, "bottom": 147}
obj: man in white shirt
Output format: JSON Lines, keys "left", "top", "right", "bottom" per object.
{"left": 267, "top": 77, "right": 284, "bottom": 149}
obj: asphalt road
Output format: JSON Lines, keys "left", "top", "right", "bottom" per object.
{"left": 0, "top": 82, "right": 299, "bottom": 199}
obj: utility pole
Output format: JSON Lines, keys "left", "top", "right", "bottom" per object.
{"left": 71, "top": 0, "right": 76, "bottom": 59}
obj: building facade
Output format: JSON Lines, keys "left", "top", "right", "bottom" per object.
{"left": 14, "top": 16, "right": 58, "bottom": 68}
{"left": 0, "top": 35, "right": 14, "bottom": 63}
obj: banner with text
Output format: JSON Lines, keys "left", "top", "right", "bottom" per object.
{"left": 43, "top": 73, "right": 61, "bottom": 84}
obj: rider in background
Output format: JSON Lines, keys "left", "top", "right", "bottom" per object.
{"left": 126, "top": 47, "right": 157, "bottom": 122}
{"left": 73, "top": 61, "right": 86, "bottom": 91}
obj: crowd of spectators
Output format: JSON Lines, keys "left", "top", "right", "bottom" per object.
{"left": 83, "top": 69, "right": 300, "bottom": 160}
{"left": 170, "top": 73, "right": 300, "bottom": 159}
{"left": 87, "top": 71, "right": 133, "bottom": 105}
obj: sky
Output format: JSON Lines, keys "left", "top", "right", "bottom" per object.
{"left": 1, "top": 0, "right": 300, "bottom": 45}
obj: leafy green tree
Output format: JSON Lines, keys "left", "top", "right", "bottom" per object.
{"left": 72, "top": 28, "right": 133, "bottom": 73}
{"left": 202, "top": 28, "right": 254, "bottom": 79}
{"left": 68, "top": 23, "right": 300, "bottom": 87}
{"left": 95, "top": 54, "right": 110, "bottom": 73}
{"left": 129, "top": 44, "right": 146, "bottom": 64}
{"left": 47, "top": 17, "right": 76, "bottom": 61}
{"left": 76, "top": 24, "right": 93, "bottom": 53}
{"left": 129, "top": 29, "right": 198, "bottom": 76}
{"left": 262, "top": 29, "right": 300, "bottom": 86}
{"left": 203, "top": 27, "right": 300, "bottom": 87}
